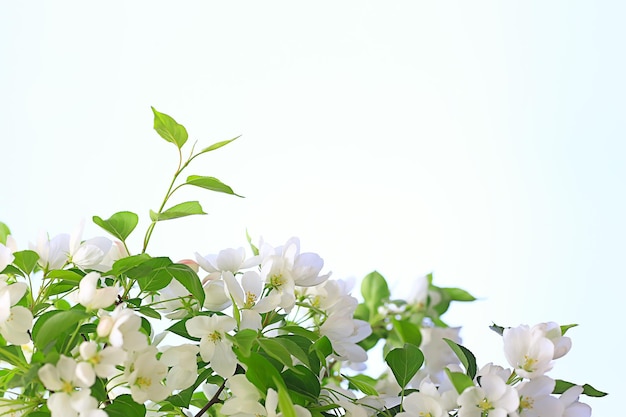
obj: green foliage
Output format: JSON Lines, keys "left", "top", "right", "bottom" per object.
{"left": 93, "top": 211, "right": 139, "bottom": 242}
{"left": 443, "top": 338, "right": 477, "bottom": 379}
{"left": 553, "top": 379, "right": 608, "bottom": 397}
{"left": 186, "top": 175, "right": 243, "bottom": 197}
{"left": 150, "top": 201, "right": 207, "bottom": 221}
{"left": 384, "top": 344, "right": 424, "bottom": 389}
{"left": 0, "top": 222, "right": 10, "bottom": 245}
{"left": 151, "top": 107, "right": 188, "bottom": 149}
{"left": 105, "top": 394, "right": 147, "bottom": 417}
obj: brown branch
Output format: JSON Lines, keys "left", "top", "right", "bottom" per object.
{"left": 194, "top": 379, "right": 227, "bottom": 417}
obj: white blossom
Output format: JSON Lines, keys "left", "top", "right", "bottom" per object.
{"left": 76, "top": 272, "right": 119, "bottom": 311}
{"left": 503, "top": 325, "right": 554, "bottom": 379}
{"left": 186, "top": 314, "right": 238, "bottom": 377}
{"left": 457, "top": 374, "right": 519, "bottom": 417}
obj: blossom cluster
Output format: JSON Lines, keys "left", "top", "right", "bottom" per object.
{"left": 0, "top": 108, "right": 605, "bottom": 417}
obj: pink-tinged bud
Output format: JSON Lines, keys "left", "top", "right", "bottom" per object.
{"left": 178, "top": 259, "right": 199, "bottom": 273}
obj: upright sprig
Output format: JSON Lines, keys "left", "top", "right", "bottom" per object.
{"left": 141, "top": 107, "right": 242, "bottom": 254}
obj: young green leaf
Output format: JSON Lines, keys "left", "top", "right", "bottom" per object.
{"left": 444, "top": 368, "right": 475, "bottom": 394}
{"left": 151, "top": 106, "right": 188, "bottom": 149}
{"left": 0, "top": 222, "right": 10, "bottom": 245}
{"left": 32, "top": 310, "right": 90, "bottom": 351}
{"left": 392, "top": 318, "right": 422, "bottom": 347}
{"left": 553, "top": 379, "right": 608, "bottom": 397}
{"left": 343, "top": 374, "right": 379, "bottom": 396}
{"left": 277, "top": 383, "right": 297, "bottom": 417}
{"left": 560, "top": 324, "right": 578, "bottom": 335}
{"left": 361, "top": 271, "right": 390, "bottom": 315}
{"left": 186, "top": 175, "right": 244, "bottom": 197}
{"left": 104, "top": 394, "right": 147, "bottom": 417}
{"left": 11, "top": 250, "right": 39, "bottom": 275}
{"left": 92, "top": 211, "right": 139, "bottom": 242}
{"left": 441, "top": 287, "right": 477, "bottom": 302}
{"left": 167, "top": 262, "right": 206, "bottom": 307}
{"left": 150, "top": 201, "right": 207, "bottom": 221}
{"left": 384, "top": 343, "right": 424, "bottom": 388}
{"left": 126, "top": 257, "right": 174, "bottom": 292}
{"left": 196, "top": 136, "right": 240, "bottom": 156}
{"left": 443, "top": 338, "right": 477, "bottom": 379}
{"left": 258, "top": 338, "right": 293, "bottom": 368}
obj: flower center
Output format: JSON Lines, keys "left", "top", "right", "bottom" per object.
{"left": 245, "top": 291, "right": 257, "bottom": 308}
{"left": 521, "top": 355, "right": 538, "bottom": 372}
{"left": 270, "top": 274, "right": 284, "bottom": 288}
{"left": 520, "top": 396, "right": 534, "bottom": 409}
{"left": 61, "top": 380, "right": 74, "bottom": 394}
{"left": 418, "top": 413, "right": 433, "bottom": 417}
{"left": 135, "top": 376, "right": 152, "bottom": 388}
{"left": 208, "top": 331, "right": 222, "bottom": 342}
{"left": 478, "top": 398, "right": 493, "bottom": 412}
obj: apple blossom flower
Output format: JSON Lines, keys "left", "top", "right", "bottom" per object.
{"left": 559, "top": 385, "right": 591, "bottom": 417}
{"left": 259, "top": 237, "right": 331, "bottom": 288}
{"left": 532, "top": 322, "right": 572, "bottom": 359}
{"left": 223, "top": 270, "right": 280, "bottom": 330}
{"left": 203, "top": 278, "right": 232, "bottom": 311}
{"left": 0, "top": 238, "right": 16, "bottom": 272}
{"left": 97, "top": 305, "right": 148, "bottom": 352}
{"left": 503, "top": 325, "right": 554, "bottom": 379}
{"left": 457, "top": 374, "right": 519, "bottom": 417}
{"left": 125, "top": 347, "right": 170, "bottom": 403}
{"left": 38, "top": 355, "right": 106, "bottom": 417}
{"left": 220, "top": 374, "right": 265, "bottom": 417}
{"left": 195, "top": 247, "right": 260, "bottom": 277}
{"left": 75, "top": 341, "right": 125, "bottom": 386}
{"left": 420, "top": 326, "right": 462, "bottom": 383}
{"left": 185, "top": 314, "right": 238, "bottom": 377}
{"left": 320, "top": 313, "right": 371, "bottom": 364}
{"left": 76, "top": 272, "right": 119, "bottom": 311}
{"left": 30, "top": 231, "right": 70, "bottom": 271}
{"left": 396, "top": 391, "right": 446, "bottom": 417}
{"left": 512, "top": 375, "right": 563, "bottom": 417}
{"left": 68, "top": 220, "right": 112, "bottom": 271}
{"left": 159, "top": 344, "right": 200, "bottom": 390}
{"left": 0, "top": 277, "right": 33, "bottom": 345}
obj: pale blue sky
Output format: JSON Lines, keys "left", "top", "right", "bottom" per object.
{"left": 1, "top": 2, "right": 623, "bottom": 414}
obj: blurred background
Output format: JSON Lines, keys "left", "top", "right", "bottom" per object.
{"left": 1, "top": 2, "right": 623, "bottom": 414}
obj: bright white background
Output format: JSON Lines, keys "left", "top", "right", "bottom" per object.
{"left": 1, "top": 2, "right": 623, "bottom": 415}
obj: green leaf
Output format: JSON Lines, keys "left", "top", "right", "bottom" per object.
{"left": 12, "top": 250, "right": 39, "bottom": 275}
{"left": 553, "top": 379, "right": 608, "bottom": 397}
{"left": 445, "top": 368, "right": 475, "bottom": 394}
{"left": 274, "top": 336, "right": 311, "bottom": 368}
{"left": 0, "top": 345, "right": 27, "bottom": 368}
{"left": 238, "top": 352, "right": 283, "bottom": 393}
{"left": 489, "top": 323, "right": 505, "bottom": 336}
{"left": 167, "top": 262, "right": 206, "bottom": 307}
{"left": 93, "top": 211, "right": 139, "bottom": 242}
{"left": 46, "top": 269, "right": 84, "bottom": 282}
{"left": 32, "top": 310, "right": 90, "bottom": 351}
{"left": 231, "top": 329, "right": 258, "bottom": 357}
{"left": 137, "top": 306, "right": 161, "bottom": 319}
{"left": 384, "top": 343, "right": 424, "bottom": 388}
{"left": 151, "top": 201, "right": 206, "bottom": 221}
{"left": 361, "top": 271, "right": 390, "bottom": 315}
{"left": 185, "top": 175, "right": 243, "bottom": 198}
{"left": 197, "top": 136, "right": 240, "bottom": 155}
{"left": 441, "top": 287, "right": 476, "bottom": 302}
{"left": 151, "top": 106, "right": 188, "bottom": 149}
{"left": 560, "top": 324, "right": 578, "bottom": 335}
{"left": 282, "top": 365, "right": 321, "bottom": 401}
{"left": 127, "top": 257, "right": 174, "bottom": 293}
{"left": 277, "top": 384, "right": 297, "bottom": 417}
{"left": 258, "top": 338, "right": 293, "bottom": 368}
{"left": 104, "top": 394, "right": 146, "bottom": 417}
{"left": 343, "top": 374, "right": 379, "bottom": 396}
{"left": 281, "top": 325, "right": 319, "bottom": 341}
{"left": 0, "top": 222, "right": 10, "bottom": 245}
{"left": 110, "top": 254, "right": 151, "bottom": 276}
{"left": 443, "top": 338, "right": 477, "bottom": 379}
{"left": 392, "top": 319, "right": 422, "bottom": 347}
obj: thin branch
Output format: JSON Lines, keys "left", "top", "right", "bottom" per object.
{"left": 194, "top": 379, "right": 227, "bottom": 417}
